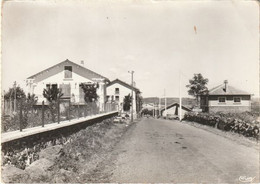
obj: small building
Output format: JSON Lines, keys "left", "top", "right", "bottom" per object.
{"left": 142, "top": 103, "right": 155, "bottom": 110}
{"left": 25, "top": 59, "right": 109, "bottom": 111}
{"left": 200, "top": 80, "right": 251, "bottom": 113}
{"left": 160, "top": 103, "right": 191, "bottom": 118}
{"left": 106, "top": 79, "right": 141, "bottom": 114}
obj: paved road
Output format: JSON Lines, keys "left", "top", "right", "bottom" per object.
{"left": 110, "top": 118, "right": 259, "bottom": 183}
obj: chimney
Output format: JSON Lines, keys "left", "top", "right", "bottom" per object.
{"left": 80, "top": 60, "right": 84, "bottom": 67}
{"left": 224, "top": 80, "right": 228, "bottom": 92}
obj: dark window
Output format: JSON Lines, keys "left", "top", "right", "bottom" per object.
{"left": 46, "top": 84, "right": 57, "bottom": 90}
{"left": 64, "top": 66, "right": 72, "bottom": 78}
{"left": 115, "top": 88, "right": 119, "bottom": 94}
{"left": 218, "top": 97, "right": 226, "bottom": 103}
{"left": 46, "top": 84, "right": 50, "bottom": 90}
{"left": 106, "top": 95, "right": 110, "bottom": 101}
{"left": 115, "top": 96, "right": 119, "bottom": 101}
{"left": 234, "top": 97, "right": 241, "bottom": 103}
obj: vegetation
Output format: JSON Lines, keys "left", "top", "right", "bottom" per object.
{"left": 136, "top": 93, "right": 143, "bottom": 115}
{"left": 186, "top": 73, "right": 208, "bottom": 106}
{"left": 184, "top": 111, "right": 259, "bottom": 139}
{"left": 2, "top": 92, "right": 38, "bottom": 132}
{"left": 4, "top": 86, "right": 26, "bottom": 100}
{"left": 141, "top": 108, "right": 154, "bottom": 116}
{"left": 80, "top": 83, "right": 99, "bottom": 103}
{"left": 123, "top": 94, "right": 132, "bottom": 111}
{"left": 43, "top": 86, "right": 63, "bottom": 122}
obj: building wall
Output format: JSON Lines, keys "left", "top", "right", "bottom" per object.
{"left": 208, "top": 95, "right": 251, "bottom": 113}
{"left": 209, "top": 106, "right": 251, "bottom": 113}
{"left": 26, "top": 70, "right": 106, "bottom": 110}
{"left": 208, "top": 99, "right": 251, "bottom": 106}
{"left": 106, "top": 83, "right": 136, "bottom": 113}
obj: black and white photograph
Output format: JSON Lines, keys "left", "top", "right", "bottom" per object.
{"left": 1, "top": 0, "right": 259, "bottom": 183}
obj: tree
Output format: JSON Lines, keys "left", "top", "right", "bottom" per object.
{"left": 79, "top": 83, "right": 99, "bottom": 103}
{"left": 186, "top": 73, "right": 209, "bottom": 106}
{"left": 43, "top": 86, "right": 63, "bottom": 122}
{"left": 123, "top": 94, "right": 132, "bottom": 111}
{"left": 80, "top": 83, "right": 99, "bottom": 114}
{"left": 136, "top": 92, "right": 143, "bottom": 114}
{"left": 4, "top": 86, "right": 26, "bottom": 100}
{"left": 19, "top": 93, "right": 38, "bottom": 128}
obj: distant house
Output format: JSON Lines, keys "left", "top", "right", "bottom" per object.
{"left": 200, "top": 80, "right": 251, "bottom": 113}
{"left": 106, "top": 79, "right": 141, "bottom": 114}
{"left": 161, "top": 103, "right": 191, "bottom": 117}
{"left": 25, "top": 59, "right": 109, "bottom": 110}
{"left": 142, "top": 103, "right": 155, "bottom": 110}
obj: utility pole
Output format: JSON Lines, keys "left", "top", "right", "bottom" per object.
{"left": 164, "top": 89, "right": 167, "bottom": 119}
{"left": 179, "top": 71, "right": 182, "bottom": 121}
{"left": 14, "top": 81, "right": 17, "bottom": 113}
{"left": 152, "top": 103, "right": 155, "bottom": 117}
{"left": 159, "top": 97, "right": 161, "bottom": 117}
{"left": 128, "top": 71, "right": 134, "bottom": 122}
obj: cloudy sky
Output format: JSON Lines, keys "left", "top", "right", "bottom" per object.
{"left": 2, "top": 0, "right": 259, "bottom": 97}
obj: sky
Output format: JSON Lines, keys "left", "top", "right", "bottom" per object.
{"left": 2, "top": 0, "right": 259, "bottom": 98}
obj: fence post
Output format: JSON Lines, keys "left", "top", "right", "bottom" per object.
{"left": 77, "top": 103, "right": 80, "bottom": 119}
{"left": 57, "top": 100, "right": 60, "bottom": 124}
{"left": 68, "top": 100, "right": 71, "bottom": 121}
{"left": 19, "top": 100, "right": 22, "bottom": 132}
{"left": 84, "top": 105, "right": 86, "bottom": 117}
{"left": 42, "top": 101, "right": 45, "bottom": 127}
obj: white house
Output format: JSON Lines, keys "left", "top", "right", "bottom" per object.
{"left": 25, "top": 59, "right": 109, "bottom": 111}
{"left": 142, "top": 103, "right": 155, "bottom": 110}
{"left": 200, "top": 80, "right": 252, "bottom": 113}
{"left": 106, "top": 79, "right": 141, "bottom": 114}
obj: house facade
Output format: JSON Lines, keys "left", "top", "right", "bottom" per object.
{"left": 106, "top": 79, "right": 141, "bottom": 114}
{"left": 200, "top": 81, "right": 251, "bottom": 113}
{"left": 25, "top": 59, "right": 109, "bottom": 110}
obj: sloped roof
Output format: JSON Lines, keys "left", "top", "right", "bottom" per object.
{"left": 107, "top": 79, "right": 140, "bottom": 93}
{"left": 27, "top": 59, "right": 109, "bottom": 83}
{"left": 160, "top": 103, "right": 191, "bottom": 112}
{"left": 208, "top": 83, "right": 250, "bottom": 95}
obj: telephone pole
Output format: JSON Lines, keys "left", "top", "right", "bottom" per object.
{"left": 128, "top": 71, "right": 134, "bottom": 122}
{"left": 164, "top": 89, "right": 167, "bottom": 118}
{"left": 159, "top": 97, "right": 161, "bottom": 116}
{"left": 14, "top": 81, "right": 17, "bottom": 113}
{"left": 179, "top": 71, "right": 182, "bottom": 121}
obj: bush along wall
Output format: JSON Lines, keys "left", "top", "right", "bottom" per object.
{"left": 183, "top": 112, "right": 260, "bottom": 140}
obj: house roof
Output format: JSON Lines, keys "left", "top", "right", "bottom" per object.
{"left": 107, "top": 79, "right": 140, "bottom": 93}
{"left": 27, "top": 59, "right": 109, "bottom": 83}
{"left": 160, "top": 103, "right": 191, "bottom": 112}
{"left": 208, "top": 83, "right": 250, "bottom": 95}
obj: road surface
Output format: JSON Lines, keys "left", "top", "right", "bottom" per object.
{"left": 109, "top": 118, "right": 259, "bottom": 183}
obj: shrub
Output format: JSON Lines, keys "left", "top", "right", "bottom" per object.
{"left": 184, "top": 111, "right": 259, "bottom": 139}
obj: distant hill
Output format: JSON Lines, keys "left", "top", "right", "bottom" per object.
{"left": 143, "top": 97, "right": 196, "bottom": 108}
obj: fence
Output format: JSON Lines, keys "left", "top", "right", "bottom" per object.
{"left": 1, "top": 99, "right": 117, "bottom": 133}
